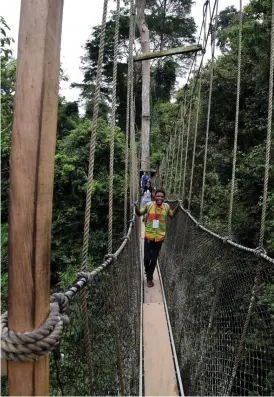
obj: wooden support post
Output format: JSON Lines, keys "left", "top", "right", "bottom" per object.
{"left": 1, "top": 359, "right": 7, "bottom": 377}
{"left": 134, "top": 44, "right": 202, "bottom": 62}
{"left": 8, "top": 0, "right": 63, "bottom": 395}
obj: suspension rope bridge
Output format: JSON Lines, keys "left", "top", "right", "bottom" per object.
{"left": 1, "top": 0, "right": 274, "bottom": 395}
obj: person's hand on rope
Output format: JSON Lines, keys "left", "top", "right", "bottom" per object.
{"left": 134, "top": 202, "right": 142, "bottom": 216}
{"left": 173, "top": 199, "right": 182, "bottom": 215}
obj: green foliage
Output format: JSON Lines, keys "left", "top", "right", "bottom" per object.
{"left": 1, "top": 19, "right": 16, "bottom": 223}
{"left": 78, "top": 0, "right": 196, "bottom": 131}
{"left": 1, "top": 0, "right": 274, "bottom": 394}
{"left": 0, "top": 17, "right": 15, "bottom": 60}
{"left": 51, "top": 117, "right": 126, "bottom": 279}
{"left": 169, "top": 0, "right": 274, "bottom": 254}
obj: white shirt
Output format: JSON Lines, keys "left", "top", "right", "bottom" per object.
{"left": 144, "top": 189, "right": 151, "bottom": 201}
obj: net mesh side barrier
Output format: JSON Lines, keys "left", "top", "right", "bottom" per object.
{"left": 50, "top": 218, "right": 141, "bottom": 396}
{"left": 159, "top": 207, "right": 274, "bottom": 396}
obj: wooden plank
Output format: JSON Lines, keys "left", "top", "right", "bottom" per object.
{"left": 134, "top": 44, "right": 202, "bottom": 62}
{"left": 141, "top": 221, "right": 164, "bottom": 303}
{"left": 8, "top": 0, "right": 63, "bottom": 395}
{"left": 141, "top": 219, "right": 179, "bottom": 395}
{"left": 144, "top": 269, "right": 163, "bottom": 303}
{"left": 143, "top": 303, "right": 179, "bottom": 396}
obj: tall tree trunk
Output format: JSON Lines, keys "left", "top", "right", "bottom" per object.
{"left": 137, "top": 0, "right": 150, "bottom": 172}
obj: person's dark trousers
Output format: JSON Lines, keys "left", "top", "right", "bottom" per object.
{"left": 144, "top": 238, "right": 163, "bottom": 281}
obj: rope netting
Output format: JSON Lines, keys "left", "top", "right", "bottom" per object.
{"left": 50, "top": 217, "right": 141, "bottom": 396}
{"left": 159, "top": 206, "right": 274, "bottom": 396}
{"left": 1, "top": 0, "right": 141, "bottom": 394}
{"left": 157, "top": 0, "right": 274, "bottom": 394}
{"left": 48, "top": 0, "right": 141, "bottom": 392}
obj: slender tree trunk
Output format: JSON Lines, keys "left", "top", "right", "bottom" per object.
{"left": 137, "top": 0, "right": 150, "bottom": 172}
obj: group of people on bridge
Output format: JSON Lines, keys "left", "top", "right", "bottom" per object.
{"left": 135, "top": 172, "right": 180, "bottom": 288}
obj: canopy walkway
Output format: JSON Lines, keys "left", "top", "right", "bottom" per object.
{"left": 1, "top": 0, "right": 274, "bottom": 395}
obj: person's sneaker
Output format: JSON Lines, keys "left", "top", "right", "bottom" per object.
{"left": 147, "top": 280, "right": 154, "bottom": 287}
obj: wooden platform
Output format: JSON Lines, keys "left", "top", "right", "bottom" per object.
{"left": 141, "top": 223, "right": 179, "bottom": 396}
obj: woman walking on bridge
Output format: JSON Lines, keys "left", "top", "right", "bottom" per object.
{"left": 135, "top": 189, "right": 180, "bottom": 287}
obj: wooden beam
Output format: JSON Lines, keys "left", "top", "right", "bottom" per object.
{"left": 1, "top": 359, "right": 7, "bottom": 377}
{"left": 134, "top": 44, "right": 202, "bottom": 62}
{"left": 8, "top": 0, "right": 63, "bottom": 395}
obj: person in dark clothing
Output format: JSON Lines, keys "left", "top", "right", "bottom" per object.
{"left": 135, "top": 189, "right": 180, "bottom": 287}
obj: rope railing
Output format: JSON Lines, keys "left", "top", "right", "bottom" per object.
{"left": 181, "top": 95, "right": 193, "bottom": 202}
{"left": 1, "top": 1, "right": 140, "bottom": 395}
{"left": 227, "top": 0, "right": 243, "bottom": 239}
{"left": 51, "top": 211, "right": 141, "bottom": 396}
{"left": 124, "top": 0, "right": 135, "bottom": 234}
{"left": 187, "top": 13, "right": 206, "bottom": 210}
{"left": 259, "top": 0, "right": 274, "bottom": 249}
{"left": 78, "top": 0, "right": 109, "bottom": 390}
{"left": 178, "top": 101, "right": 186, "bottom": 196}
{"left": 159, "top": 204, "right": 274, "bottom": 396}
{"left": 108, "top": 0, "right": 121, "bottom": 254}
{"left": 81, "top": 0, "right": 109, "bottom": 273}
{"left": 160, "top": 0, "right": 215, "bottom": 197}
{"left": 160, "top": 3, "right": 274, "bottom": 393}
{"left": 1, "top": 212, "right": 137, "bottom": 361}
{"left": 199, "top": 0, "right": 218, "bottom": 222}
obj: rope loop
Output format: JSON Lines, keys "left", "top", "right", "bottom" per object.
{"left": 254, "top": 246, "right": 267, "bottom": 258}
{"left": 1, "top": 299, "right": 69, "bottom": 362}
{"left": 222, "top": 236, "right": 231, "bottom": 244}
{"left": 78, "top": 271, "right": 93, "bottom": 284}
{"left": 104, "top": 253, "right": 117, "bottom": 262}
{"left": 50, "top": 292, "right": 70, "bottom": 314}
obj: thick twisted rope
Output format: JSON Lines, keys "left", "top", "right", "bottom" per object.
{"left": 182, "top": 96, "right": 193, "bottom": 202}
{"left": 164, "top": 140, "right": 172, "bottom": 189}
{"left": 124, "top": 0, "right": 135, "bottom": 234}
{"left": 81, "top": 0, "right": 108, "bottom": 272}
{"left": 79, "top": 2, "right": 109, "bottom": 392}
{"left": 188, "top": 76, "right": 202, "bottom": 210}
{"left": 1, "top": 215, "right": 136, "bottom": 363}
{"left": 168, "top": 121, "right": 179, "bottom": 197}
{"left": 174, "top": 118, "right": 182, "bottom": 197}
{"left": 130, "top": 7, "right": 136, "bottom": 205}
{"left": 108, "top": 0, "right": 121, "bottom": 253}
{"left": 188, "top": 9, "right": 207, "bottom": 210}
{"left": 167, "top": 130, "right": 176, "bottom": 196}
{"left": 259, "top": 0, "right": 274, "bottom": 248}
{"left": 178, "top": 98, "right": 186, "bottom": 196}
{"left": 1, "top": 296, "right": 69, "bottom": 362}
{"left": 228, "top": 0, "right": 243, "bottom": 238}
{"left": 199, "top": 0, "right": 219, "bottom": 222}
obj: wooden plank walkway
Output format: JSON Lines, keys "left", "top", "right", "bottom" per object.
{"left": 141, "top": 222, "right": 179, "bottom": 396}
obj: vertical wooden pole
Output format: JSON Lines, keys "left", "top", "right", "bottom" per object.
{"left": 8, "top": 0, "right": 63, "bottom": 395}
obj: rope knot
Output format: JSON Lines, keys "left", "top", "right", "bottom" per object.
{"left": 78, "top": 271, "right": 92, "bottom": 284}
{"left": 104, "top": 253, "right": 117, "bottom": 262}
{"left": 254, "top": 246, "right": 267, "bottom": 257}
{"left": 1, "top": 298, "right": 68, "bottom": 362}
{"left": 122, "top": 235, "right": 130, "bottom": 241}
{"left": 222, "top": 236, "right": 231, "bottom": 244}
{"left": 50, "top": 292, "right": 69, "bottom": 315}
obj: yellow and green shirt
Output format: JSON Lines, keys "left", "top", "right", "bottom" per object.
{"left": 140, "top": 201, "right": 174, "bottom": 242}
